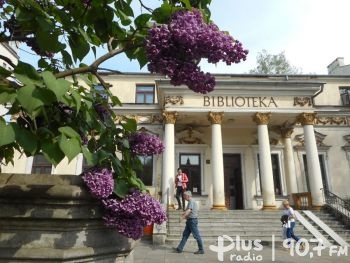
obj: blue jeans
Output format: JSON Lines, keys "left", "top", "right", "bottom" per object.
{"left": 286, "top": 222, "right": 300, "bottom": 244}
{"left": 177, "top": 218, "right": 204, "bottom": 252}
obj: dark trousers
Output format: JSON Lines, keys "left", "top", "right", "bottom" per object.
{"left": 175, "top": 186, "right": 185, "bottom": 209}
{"left": 177, "top": 218, "right": 204, "bottom": 252}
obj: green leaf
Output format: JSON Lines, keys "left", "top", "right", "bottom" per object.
{"left": 180, "top": 0, "right": 191, "bottom": 8}
{"left": 0, "top": 122, "right": 16, "bottom": 147}
{"left": 42, "top": 71, "right": 70, "bottom": 100}
{"left": 58, "top": 126, "right": 81, "bottom": 139}
{"left": 121, "top": 118, "right": 137, "bottom": 132}
{"left": 115, "top": 0, "right": 134, "bottom": 17}
{"left": 0, "top": 66, "right": 12, "bottom": 77}
{"left": 35, "top": 16, "right": 54, "bottom": 32}
{"left": 58, "top": 134, "right": 81, "bottom": 162}
{"left": 0, "top": 89, "right": 16, "bottom": 104}
{"left": 134, "top": 14, "right": 152, "bottom": 28}
{"left": 82, "top": 146, "right": 98, "bottom": 166}
{"left": 13, "top": 124, "right": 37, "bottom": 155}
{"left": 111, "top": 95, "right": 122, "bottom": 106}
{"left": 114, "top": 177, "right": 131, "bottom": 198}
{"left": 38, "top": 58, "right": 49, "bottom": 69}
{"left": 16, "top": 84, "right": 56, "bottom": 113}
{"left": 70, "top": 89, "right": 81, "bottom": 112}
{"left": 116, "top": 9, "right": 132, "bottom": 26}
{"left": 69, "top": 33, "right": 90, "bottom": 62}
{"left": 14, "top": 62, "right": 41, "bottom": 80}
{"left": 42, "top": 140, "right": 65, "bottom": 166}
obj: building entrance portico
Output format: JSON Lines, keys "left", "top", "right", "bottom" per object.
{"left": 157, "top": 78, "right": 326, "bottom": 210}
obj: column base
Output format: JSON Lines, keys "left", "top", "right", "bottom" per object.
{"left": 211, "top": 205, "right": 227, "bottom": 210}
{"left": 261, "top": 205, "right": 277, "bottom": 210}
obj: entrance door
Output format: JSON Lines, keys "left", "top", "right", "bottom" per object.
{"left": 179, "top": 153, "right": 201, "bottom": 195}
{"left": 224, "top": 154, "right": 243, "bottom": 209}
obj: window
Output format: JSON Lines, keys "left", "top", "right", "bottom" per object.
{"left": 31, "top": 155, "right": 52, "bottom": 174}
{"left": 93, "top": 84, "right": 108, "bottom": 101}
{"left": 136, "top": 156, "right": 153, "bottom": 186}
{"left": 135, "top": 85, "right": 155, "bottom": 104}
{"left": 303, "top": 154, "right": 329, "bottom": 191}
{"left": 339, "top": 87, "right": 350, "bottom": 105}
{"left": 257, "top": 154, "right": 282, "bottom": 195}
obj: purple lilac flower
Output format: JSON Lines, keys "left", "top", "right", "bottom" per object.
{"left": 102, "top": 191, "right": 167, "bottom": 240}
{"left": 0, "top": 0, "right": 5, "bottom": 8}
{"left": 146, "top": 9, "right": 248, "bottom": 93}
{"left": 82, "top": 167, "right": 114, "bottom": 199}
{"left": 82, "top": 0, "right": 92, "bottom": 7}
{"left": 128, "top": 132, "right": 165, "bottom": 156}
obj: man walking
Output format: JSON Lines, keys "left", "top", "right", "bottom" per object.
{"left": 174, "top": 191, "right": 204, "bottom": 254}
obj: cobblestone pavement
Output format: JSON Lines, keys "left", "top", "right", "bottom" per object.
{"left": 134, "top": 239, "right": 350, "bottom": 263}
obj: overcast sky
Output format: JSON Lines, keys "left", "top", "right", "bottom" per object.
{"left": 19, "top": 0, "right": 350, "bottom": 74}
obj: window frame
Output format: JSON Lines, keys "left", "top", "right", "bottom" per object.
{"left": 339, "top": 86, "right": 350, "bottom": 106}
{"left": 136, "top": 155, "right": 155, "bottom": 186}
{"left": 135, "top": 84, "right": 155, "bottom": 104}
{"left": 31, "top": 155, "right": 53, "bottom": 174}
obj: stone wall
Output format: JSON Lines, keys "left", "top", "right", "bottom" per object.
{"left": 0, "top": 173, "right": 137, "bottom": 262}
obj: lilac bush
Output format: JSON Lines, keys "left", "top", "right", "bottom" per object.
{"left": 102, "top": 190, "right": 167, "bottom": 240}
{"left": 129, "top": 132, "right": 165, "bottom": 156}
{"left": 146, "top": 9, "right": 248, "bottom": 93}
{"left": 82, "top": 167, "right": 114, "bottom": 199}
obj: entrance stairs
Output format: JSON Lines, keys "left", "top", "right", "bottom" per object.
{"left": 166, "top": 210, "right": 313, "bottom": 245}
{"left": 166, "top": 209, "right": 350, "bottom": 246}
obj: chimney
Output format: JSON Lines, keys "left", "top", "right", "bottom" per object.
{"left": 327, "top": 57, "right": 344, "bottom": 74}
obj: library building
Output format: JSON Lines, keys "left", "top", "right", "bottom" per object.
{"left": 3, "top": 58, "right": 350, "bottom": 210}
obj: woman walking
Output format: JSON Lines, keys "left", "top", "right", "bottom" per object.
{"left": 175, "top": 168, "right": 188, "bottom": 210}
{"left": 282, "top": 200, "right": 305, "bottom": 249}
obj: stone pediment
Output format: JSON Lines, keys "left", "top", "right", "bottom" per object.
{"left": 295, "top": 130, "right": 328, "bottom": 147}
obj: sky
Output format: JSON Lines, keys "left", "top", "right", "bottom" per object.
{"left": 18, "top": 0, "right": 350, "bottom": 75}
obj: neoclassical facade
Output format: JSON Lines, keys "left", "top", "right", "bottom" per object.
{"left": 3, "top": 73, "right": 350, "bottom": 210}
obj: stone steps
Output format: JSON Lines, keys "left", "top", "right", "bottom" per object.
{"left": 166, "top": 210, "right": 313, "bottom": 246}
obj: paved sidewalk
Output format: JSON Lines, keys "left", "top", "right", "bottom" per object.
{"left": 134, "top": 239, "right": 350, "bottom": 263}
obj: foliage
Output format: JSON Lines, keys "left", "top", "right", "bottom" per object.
{"left": 249, "top": 49, "right": 302, "bottom": 74}
{"left": 0, "top": 0, "right": 247, "bottom": 239}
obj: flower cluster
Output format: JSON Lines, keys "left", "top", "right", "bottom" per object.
{"left": 82, "top": 167, "right": 114, "bottom": 199}
{"left": 129, "top": 132, "right": 165, "bottom": 156}
{"left": 146, "top": 9, "right": 248, "bottom": 93}
{"left": 102, "top": 190, "right": 167, "bottom": 240}
{"left": 0, "top": 0, "right": 5, "bottom": 8}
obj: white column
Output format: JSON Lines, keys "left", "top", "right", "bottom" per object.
{"left": 281, "top": 128, "right": 298, "bottom": 203}
{"left": 208, "top": 112, "right": 226, "bottom": 210}
{"left": 161, "top": 111, "right": 178, "bottom": 206}
{"left": 253, "top": 112, "right": 276, "bottom": 209}
{"left": 297, "top": 113, "right": 324, "bottom": 207}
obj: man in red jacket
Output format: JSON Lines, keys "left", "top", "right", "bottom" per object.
{"left": 175, "top": 168, "right": 189, "bottom": 210}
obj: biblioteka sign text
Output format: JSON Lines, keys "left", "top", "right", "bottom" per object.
{"left": 203, "top": 96, "right": 278, "bottom": 108}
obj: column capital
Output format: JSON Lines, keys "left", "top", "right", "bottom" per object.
{"left": 252, "top": 112, "right": 271, "bottom": 125}
{"left": 296, "top": 112, "right": 317, "bottom": 126}
{"left": 208, "top": 112, "right": 224, "bottom": 125}
{"left": 162, "top": 111, "right": 178, "bottom": 124}
{"left": 280, "top": 127, "right": 294, "bottom": 138}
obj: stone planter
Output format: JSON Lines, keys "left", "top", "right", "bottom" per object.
{"left": 0, "top": 173, "right": 137, "bottom": 262}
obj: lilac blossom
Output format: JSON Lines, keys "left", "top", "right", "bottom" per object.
{"left": 102, "top": 190, "right": 167, "bottom": 240}
{"left": 129, "top": 132, "right": 165, "bottom": 156}
{"left": 82, "top": 167, "right": 114, "bottom": 199}
{"left": 146, "top": 9, "right": 248, "bottom": 93}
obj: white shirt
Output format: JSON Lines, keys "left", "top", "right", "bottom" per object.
{"left": 283, "top": 207, "right": 296, "bottom": 222}
{"left": 177, "top": 175, "right": 182, "bottom": 186}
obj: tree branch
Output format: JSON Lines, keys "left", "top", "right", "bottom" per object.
{"left": 138, "top": 0, "right": 153, "bottom": 12}
{"left": 94, "top": 72, "right": 111, "bottom": 90}
{"left": 0, "top": 55, "right": 16, "bottom": 68}
{"left": 55, "top": 47, "right": 125, "bottom": 78}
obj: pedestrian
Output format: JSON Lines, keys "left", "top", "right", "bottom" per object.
{"left": 175, "top": 168, "right": 188, "bottom": 210}
{"left": 173, "top": 191, "right": 205, "bottom": 254}
{"left": 282, "top": 200, "right": 305, "bottom": 249}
